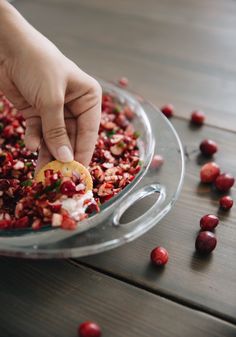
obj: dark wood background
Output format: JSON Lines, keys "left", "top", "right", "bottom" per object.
{"left": 0, "top": 1, "right": 235, "bottom": 336}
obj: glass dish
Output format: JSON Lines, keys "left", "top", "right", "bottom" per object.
{"left": 0, "top": 80, "right": 185, "bottom": 258}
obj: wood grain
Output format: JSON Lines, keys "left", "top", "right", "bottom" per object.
{"left": 0, "top": 257, "right": 235, "bottom": 337}
{"left": 14, "top": 0, "right": 236, "bottom": 131}
{"left": 80, "top": 118, "right": 236, "bottom": 324}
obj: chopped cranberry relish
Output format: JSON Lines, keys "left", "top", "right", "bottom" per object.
{"left": 0, "top": 92, "right": 141, "bottom": 230}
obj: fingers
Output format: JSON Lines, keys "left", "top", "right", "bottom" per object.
{"left": 65, "top": 115, "right": 76, "bottom": 150}
{"left": 24, "top": 116, "right": 41, "bottom": 152}
{"left": 35, "top": 140, "right": 53, "bottom": 175}
{"left": 75, "top": 106, "right": 100, "bottom": 166}
{"left": 40, "top": 98, "right": 74, "bottom": 163}
{"left": 68, "top": 77, "right": 101, "bottom": 166}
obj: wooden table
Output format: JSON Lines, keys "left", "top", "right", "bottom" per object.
{"left": 1, "top": 1, "right": 236, "bottom": 336}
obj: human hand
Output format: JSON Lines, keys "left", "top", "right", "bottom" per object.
{"left": 0, "top": 1, "right": 101, "bottom": 173}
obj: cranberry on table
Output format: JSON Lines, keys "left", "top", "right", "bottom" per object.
{"left": 78, "top": 321, "right": 101, "bottom": 337}
{"left": 200, "top": 162, "right": 220, "bottom": 183}
{"left": 219, "top": 196, "right": 234, "bottom": 210}
{"left": 195, "top": 231, "right": 217, "bottom": 254}
{"left": 151, "top": 154, "right": 164, "bottom": 169}
{"left": 160, "top": 104, "right": 174, "bottom": 118}
{"left": 118, "top": 77, "right": 129, "bottom": 87}
{"left": 214, "top": 173, "right": 235, "bottom": 192}
{"left": 150, "top": 246, "right": 169, "bottom": 266}
{"left": 199, "top": 139, "right": 218, "bottom": 156}
{"left": 191, "top": 110, "right": 205, "bottom": 125}
{"left": 200, "top": 214, "right": 219, "bottom": 231}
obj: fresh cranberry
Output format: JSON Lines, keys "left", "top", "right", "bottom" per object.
{"left": 200, "top": 214, "right": 219, "bottom": 231}
{"left": 61, "top": 214, "right": 77, "bottom": 230}
{"left": 219, "top": 196, "right": 233, "bottom": 210}
{"left": 214, "top": 173, "right": 235, "bottom": 192}
{"left": 14, "top": 216, "right": 29, "bottom": 228}
{"left": 118, "top": 77, "right": 128, "bottom": 87}
{"left": 199, "top": 139, "right": 218, "bottom": 156}
{"left": 200, "top": 162, "right": 220, "bottom": 183}
{"left": 191, "top": 110, "right": 205, "bottom": 125}
{"left": 60, "top": 180, "right": 76, "bottom": 197}
{"left": 0, "top": 179, "right": 10, "bottom": 191}
{"left": 160, "top": 104, "right": 174, "bottom": 118}
{"left": 150, "top": 246, "right": 169, "bottom": 266}
{"left": 195, "top": 231, "right": 217, "bottom": 254}
{"left": 48, "top": 203, "right": 62, "bottom": 213}
{"left": 78, "top": 321, "right": 101, "bottom": 337}
{"left": 0, "top": 219, "right": 12, "bottom": 229}
{"left": 151, "top": 154, "right": 164, "bottom": 169}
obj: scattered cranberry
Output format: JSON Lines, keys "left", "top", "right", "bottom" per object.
{"left": 200, "top": 162, "right": 220, "bottom": 183}
{"left": 200, "top": 214, "right": 219, "bottom": 231}
{"left": 150, "top": 246, "right": 169, "bottom": 266}
{"left": 151, "top": 154, "right": 164, "bottom": 169}
{"left": 199, "top": 139, "right": 218, "bottom": 156}
{"left": 78, "top": 321, "right": 101, "bottom": 337}
{"left": 214, "top": 173, "right": 235, "bottom": 192}
{"left": 60, "top": 180, "right": 76, "bottom": 197}
{"left": 195, "top": 231, "right": 217, "bottom": 254}
{"left": 191, "top": 110, "right": 205, "bottom": 125}
{"left": 118, "top": 77, "right": 128, "bottom": 87}
{"left": 219, "top": 195, "right": 233, "bottom": 210}
{"left": 160, "top": 104, "right": 174, "bottom": 118}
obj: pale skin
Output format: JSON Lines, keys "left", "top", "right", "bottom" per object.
{"left": 0, "top": 0, "right": 101, "bottom": 173}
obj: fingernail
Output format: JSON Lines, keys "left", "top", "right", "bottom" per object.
{"left": 57, "top": 146, "right": 73, "bottom": 162}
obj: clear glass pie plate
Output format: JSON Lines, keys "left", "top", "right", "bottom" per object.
{"left": 0, "top": 80, "right": 185, "bottom": 259}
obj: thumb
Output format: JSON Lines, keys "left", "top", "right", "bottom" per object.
{"left": 40, "top": 102, "right": 73, "bottom": 163}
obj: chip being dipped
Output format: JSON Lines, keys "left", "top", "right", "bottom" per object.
{"left": 36, "top": 160, "right": 93, "bottom": 192}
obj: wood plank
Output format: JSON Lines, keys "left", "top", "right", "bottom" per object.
{"left": 14, "top": 0, "right": 236, "bottom": 131}
{"left": 0, "top": 258, "right": 235, "bottom": 337}
{"left": 80, "top": 118, "right": 236, "bottom": 324}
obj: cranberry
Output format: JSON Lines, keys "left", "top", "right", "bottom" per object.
{"left": 151, "top": 154, "right": 164, "bottom": 169}
{"left": 219, "top": 195, "right": 233, "bottom": 210}
{"left": 191, "top": 110, "right": 205, "bottom": 125}
{"left": 0, "top": 219, "right": 12, "bottom": 229}
{"left": 0, "top": 179, "right": 10, "bottom": 191}
{"left": 200, "top": 214, "right": 219, "bottom": 231}
{"left": 61, "top": 214, "right": 77, "bottom": 230}
{"left": 14, "top": 216, "right": 29, "bottom": 228}
{"left": 60, "top": 180, "right": 76, "bottom": 197}
{"left": 199, "top": 139, "right": 218, "bottom": 156}
{"left": 150, "top": 246, "right": 169, "bottom": 266}
{"left": 118, "top": 77, "right": 128, "bottom": 87}
{"left": 200, "top": 162, "right": 220, "bottom": 183}
{"left": 160, "top": 104, "right": 174, "bottom": 118}
{"left": 195, "top": 231, "right": 217, "bottom": 254}
{"left": 214, "top": 173, "right": 235, "bottom": 192}
{"left": 78, "top": 321, "right": 101, "bottom": 337}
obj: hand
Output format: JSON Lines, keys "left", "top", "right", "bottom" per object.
{"left": 0, "top": 1, "right": 101, "bottom": 172}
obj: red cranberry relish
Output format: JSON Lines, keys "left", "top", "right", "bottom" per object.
{"left": 0, "top": 93, "right": 141, "bottom": 230}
